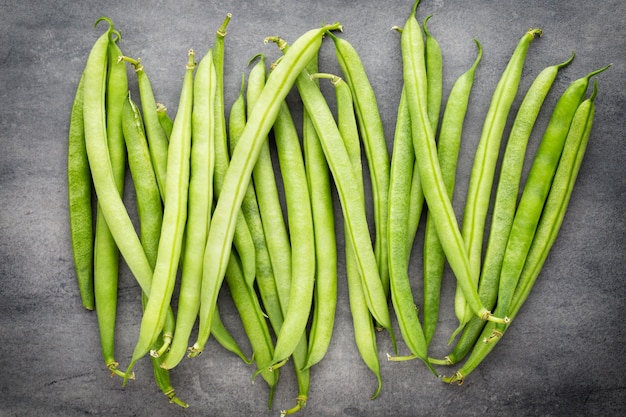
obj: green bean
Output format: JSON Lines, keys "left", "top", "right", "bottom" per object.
{"left": 93, "top": 28, "right": 128, "bottom": 379}
{"left": 119, "top": 56, "right": 169, "bottom": 201}
{"left": 302, "top": 58, "right": 338, "bottom": 372}
{"left": 68, "top": 73, "right": 94, "bottom": 310}
{"left": 330, "top": 70, "right": 382, "bottom": 398}
{"left": 229, "top": 73, "right": 284, "bottom": 324}
{"left": 261, "top": 98, "right": 315, "bottom": 371}
{"left": 267, "top": 36, "right": 395, "bottom": 342}
{"left": 155, "top": 103, "right": 173, "bottom": 141}
{"left": 455, "top": 27, "right": 541, "bottom": 328}
{"left": 423, "top": 40, "right": 482, "bottom": 346}
{"left": 82, "top": 21, "right": 160, "bottom": 302}
{"left": 423, "top": 15, "right": 443, "bottom": 135}
{"left": 444, "top": 80, "right": 600, "bottom": 384}
{"left": 434, "top": 53, "right": 575, "bottom": 366}
{"left": 224, "top": 251, "right": 279, "bottom": 409}
{"left": 328, "top": 32, "right": 391, "bottom": 299}
{"left": 122, "top": 92, "right": 178, "bottom": 360}
{"left": 211, "top": 15, "right": 257, "bottom": 288}
{"left": 271, "top": 100, "right": 314, "bottom": 415}
{"left": 401, "top": 1, "right": 505, "bottom": 324}
{"left": 246, "top": 54, "right": 292, "bottom": 299}
{"left": 190, "top": 23, "right": 342, "bottom": 357}
{"left": 122, "top": 94, "right": 162, "bottom": 268}
{"left": 126, "top": 50, "right": 196, "bottom": 380}
{"left": 160, "top": 48, "right": 217, "bottom": 369}
{"left": 386, "top": 87, "right": 436, "bottom": 375}
{"left": 488, "top": 64, "right": 610, "bottom": 340}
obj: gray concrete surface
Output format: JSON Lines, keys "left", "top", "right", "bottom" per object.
{"left": 1, "top": 0, "right": 625, "bottom": 416}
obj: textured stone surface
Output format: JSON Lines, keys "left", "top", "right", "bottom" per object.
{"left": 1, "top": 1, "right": 625, "bottom": 416}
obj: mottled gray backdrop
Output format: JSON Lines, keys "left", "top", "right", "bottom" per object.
{"left": 1, "top": 0, "right": 625, "bottom": 416}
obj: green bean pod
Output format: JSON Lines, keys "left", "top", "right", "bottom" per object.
{"left": 302, "top": 58, "right": 338, "bottom": 372}
{"left": 401, "top": 1, "right": 505, "bottom": 324}
{"left": 191, "top": 23, "right": 342, "bottom": 356}
{"left": 210, "top": 16, "right": 257, "bottom": 289}
{"left": 265, "top": 100, "right": 315, "bottom": 366}
{"left": 68, "top": 73, "right": 94, "bottom": 310}
{"left": 328, "top": 72, "right": 382, "bottom": 399}
{"left": 119, "top": 56, "right": 170, "bottom": 201}
{"left": 386, "top": 88, "right": 435, "bottom": 374}
{"left": 93, "top": 29, "right": 128, "bottom": 379}
{"left": 328, "top": 32, "right": 391, "bottom": 299}
{"left": 489, "top": 64, "right": 610, "bottom": 338}
{"left": 423, "top": 14, "right": 443, "bottom": 135}
{"left": 229, "top": 74, "right": 284, "bottom": 326}
{"left": 160, "top": 48, "right": 217, "bottom": 369}
{"left": 444, "top": 81, "right": 600, "bottom": 384}
{"left": 456, "top": 27, "right": 541, "bottom": 327}
{"left": 423, "top": 40, "right": 481, "bottom": 346}
{"left": 435, "top": 53, "right": 575, "bottom": 365}
{"left": 247, "top": 54, "right": 292, "bottom": 299}
{"left": 126, "top": 50, "right": 196, "bottom": 379}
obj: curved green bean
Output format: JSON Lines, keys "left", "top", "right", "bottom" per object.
{"left": 156, "top": 103, "right": 173, "bottom": 141}
{"left": 267, "top": 36, "right": 395, "bottom": 342}
{"left": 160, "top": 48, "right": 217, "bottom": 369}
{"left": 444, "top": 80, "right": 600, "bottom": 384}
{"left": 126, "top": 50, "right": 196, "bottom": 380}
{"left": 93, "top": 28, "right": 128, "bottom": 379}
{"left": 328, "top": 32, "right": 390, "bottom": 299}
{"left": 423, "top": 39, "right": 481, "bottom": 346}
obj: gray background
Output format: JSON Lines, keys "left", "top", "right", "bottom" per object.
{"left": 1, "top": 0, "right": 625, "bottom": 416}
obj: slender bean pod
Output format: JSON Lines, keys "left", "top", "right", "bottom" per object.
{"left": 93, "top": 28, "right": 128, "bottom": 379}
{"left": 444, "top": 81, "right": 600, "bottom": 384}
{"left": 126, "top": 50, "right": 196, "bottom": 379}
{"left": 401, "top": 1, "right": 506, "bottom": 324}
{"left": 302, "top": 58, "right": 338, "bottom": 372}
{"left": 456, "top": 27, "right": 541, "bottom": 327}
{"left": 68, "top": 72, "right": 94, "bottom": 310}
{"left": 328, "top": 32, "right": 391, "bottom": 299}
{"left": 160, "top": 48, "right": 217, "bottom": 369}
{"left": 386, "top": 88, "right": 436, "bottom": 375}
{"left": 423, "top": 40, "right": 482, "bottom": 346}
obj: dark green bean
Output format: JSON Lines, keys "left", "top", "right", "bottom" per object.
{"left": 68, "top": 72, "right": 94, "bottom": 310}
{"left": 488, "top": 64, "right": 610, "bottom": 340}
{"left": 93, "top": 29, "right": 128, "bottom": 379}
{"left": 444, "top": 80, "right": 601, "bottom": 384}
{"left": 433, "top": 53, "right": 575, "bottom": 366}
{"left": 456, "top": 27, "right": 541, "bottom": 327}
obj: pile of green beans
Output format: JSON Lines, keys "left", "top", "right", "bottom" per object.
{"left": 68, "top": 1, "right": 609, "bottom": 413}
